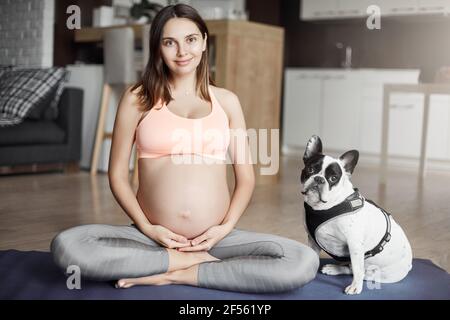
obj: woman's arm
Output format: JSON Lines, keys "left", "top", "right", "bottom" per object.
{"left": 108, "top": 87, "right": 190, "bottom": 248}
{"left": 221, "top": 91, "right": 255, "bottom": 230}
{"left": 108, "top": 86, "right": 151, "bottom": 231}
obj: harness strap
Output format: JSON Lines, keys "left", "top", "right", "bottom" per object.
{"left": 363, "top": 199, "right": 392, "bottom": 259}
{"left": 304, "top": 190, "right": 392, "bottom": 264}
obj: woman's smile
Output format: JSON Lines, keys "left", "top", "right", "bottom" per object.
{"left": 175, "top": 58, "right": 193, "bottom": 66}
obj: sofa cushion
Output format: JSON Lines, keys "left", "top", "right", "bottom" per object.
{"left": 25, "top": 85, "right": 59, "bottom": 121}
{"left": 0, "top": 67, "right": 69, "bottom": 126}
{"left": 0, "top": 65, "right": 13, "bottom": 78}
{"left": 0, "top": 120, "right": 65, "bottom": 146}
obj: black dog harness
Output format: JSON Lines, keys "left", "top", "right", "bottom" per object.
{"left": 304, "top": 188, "right": 392, "bottom": 263}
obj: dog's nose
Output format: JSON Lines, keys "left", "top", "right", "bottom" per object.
{"left": 314, "top": 176, "right": 325, "bottom": 184}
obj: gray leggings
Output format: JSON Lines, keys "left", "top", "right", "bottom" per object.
{"left": 50, "top": 224, "right": 319, "bottom": 293}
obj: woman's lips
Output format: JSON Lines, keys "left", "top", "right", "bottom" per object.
{"left": 175, "top": 58, "right": 192, "bottom": 66}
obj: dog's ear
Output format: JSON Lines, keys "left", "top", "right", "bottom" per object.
{"left": 303, "top": 135, "right": 323, "bottom": 163}
{"left": 339, "top": 150, "right": 359, "bottom": 174}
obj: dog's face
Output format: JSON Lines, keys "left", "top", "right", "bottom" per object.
{"left": 301, "top": 136, "right": 359, "bottom": 209}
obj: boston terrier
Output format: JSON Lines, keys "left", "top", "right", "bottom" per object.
{"left": 300, "top": 135, "right": 412, "bottom": 295}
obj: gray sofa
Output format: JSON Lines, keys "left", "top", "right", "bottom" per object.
{"left": 0, "top": 87, "right": 83, "bottom": 173}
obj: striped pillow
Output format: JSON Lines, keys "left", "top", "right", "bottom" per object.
{"left": 0, "top": 67, "right": 69, "bottom": 127}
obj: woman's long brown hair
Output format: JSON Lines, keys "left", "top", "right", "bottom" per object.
{"left": 130, "top": 3, "right": 216, "bottom": 112}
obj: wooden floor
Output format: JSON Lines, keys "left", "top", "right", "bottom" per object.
{"left": 0, "top": 155, "right": 449, "bottom": 272}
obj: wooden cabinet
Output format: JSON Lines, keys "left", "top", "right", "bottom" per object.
{"left": 206, "top": 20, "right": 284, "bottom": 185}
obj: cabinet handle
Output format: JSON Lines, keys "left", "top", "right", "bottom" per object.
{"left": 389, "top": 104, "right": 414, "bottom": 109}
{"left": 418, "top": 6, "right": 445, "bottom": 11}
{"left": 391, "top": 7, "right": 416, "bottom": 12}
{"left": 338, "top": 9, "right": 360, "bottom": 14}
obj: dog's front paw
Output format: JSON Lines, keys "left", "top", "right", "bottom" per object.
{"left": 321, "top": 264, "right": 352, "bottom": 276}
{"left": 344, "top": 282, "right": 363, "bottom": 295}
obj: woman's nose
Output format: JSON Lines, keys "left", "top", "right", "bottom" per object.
{"left": 177, "top": 44, "right": 188, "bottom": 56}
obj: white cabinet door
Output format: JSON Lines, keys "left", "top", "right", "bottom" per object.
{"left": 426, "top": 95, "right": 450, "bottom": 160}
{"left": 417, "top": 0, "right": 450, "bottom": 14}
{"left": 301, "top": 0, "right": 339, "bottom": 20}
{"left": 321, "top": 73, "right": 361, "bottom": 151}
{"left": 378, "top": 0, "right": 418, "bottom": 15}
{"left": 337, "top": 0, "right": 365, "bottom": 17}
{"left": 388, "top": 93, "right": 424, "bottom": 157}
{"left": 282, "top": 71, "right": 322, "bottom": 148}
{"left": 359, "top": 98, "right": 383, "bottom": 154}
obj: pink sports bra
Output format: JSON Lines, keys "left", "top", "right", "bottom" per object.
{"left": 136, "top": 85, "right": 230, "bottom": 160}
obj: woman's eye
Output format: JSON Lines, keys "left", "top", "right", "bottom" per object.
{"left": 187, "top": 37, "right": 197, "bottom": 43}
{"left": 164, "top": 40, "right": 174, "bottom": 46}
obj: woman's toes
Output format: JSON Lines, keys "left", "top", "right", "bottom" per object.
{"left": 115, "top": 279, "right": 133, "bottom": 289}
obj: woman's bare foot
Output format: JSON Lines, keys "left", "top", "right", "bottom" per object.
{"left": 116, "top": 251, "right": 220, "bottom": 289}
{"left": 115, "top": 272, "right": 172, "bottom": 289}
{"left": 167, "top": 249, "right": 220, "bottom": 271}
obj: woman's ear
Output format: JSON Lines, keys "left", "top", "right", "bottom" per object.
{"left": 203, "top": 33, "right": 207, "bottom": 51}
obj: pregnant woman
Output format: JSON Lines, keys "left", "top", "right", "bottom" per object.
{"left": 51, "top": 4, "right": 318, "bottom": 293}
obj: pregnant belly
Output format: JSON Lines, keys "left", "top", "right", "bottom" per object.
{"left": 136, "top": 155, "right": 231, "bottom": 239}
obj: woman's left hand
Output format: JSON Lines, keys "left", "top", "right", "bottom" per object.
{"left": 178, "top": 223, "right": 233, "bottom": 252}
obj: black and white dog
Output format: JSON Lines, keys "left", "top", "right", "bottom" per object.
{"left": 300, "top": 135, "right": 412, "bottom": 295}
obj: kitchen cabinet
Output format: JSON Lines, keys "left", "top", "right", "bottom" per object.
{"left": 359, "top": 98, "right": 383, "bottom": 154}
{"left": 417, "top": 0, "right": 450, "bottom": 14}
{"left": 426, "top": 95, "right": 450, "bottom": 159}
{"left": 387, "top": 93, "right": 424, "bottom": 157}
{"left": 283, "top": 71, "right": 322, "bottom": 148}
{"left": 358, "top": 70, "right": 422, "bottom": 154}
{"left": 282, "top": 69, "right": 429, "bottom": 160}
{"left": 378, "top": 0, "right": 418, "bottom": 15}
{"left": 321, "top": 72, "right": 361, "bottom": 151}
{"left": 301, "top": 0, "right": 450, "bottom": 20}
{"left": 301, "top": 0, "right": 339, "bottom": 20}
{"left": 336, "top": 0, "right": 366, "bottom": 17}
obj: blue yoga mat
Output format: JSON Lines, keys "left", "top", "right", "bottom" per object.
{"left": 0, "top": 250, "right": 448, "bottom": 300}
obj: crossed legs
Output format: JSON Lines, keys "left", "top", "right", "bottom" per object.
{"left": 51, "top": 224, "right": 319, "bottom": 293}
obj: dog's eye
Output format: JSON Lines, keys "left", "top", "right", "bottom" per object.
{"left": 307, "top": 167, "right": 314, "bottom": 174}
{"left": 329, "top": 176, "right": 337, "bottom": 182}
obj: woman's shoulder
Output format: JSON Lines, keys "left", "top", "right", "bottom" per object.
{"left": 210, "top": 85, "right": 241, "bottom": 116}
{"left": 210, "top": 85, "right": 237, "bottom": 102}
{"left": 120, "top": 85, "right": 147, "bottom": 111}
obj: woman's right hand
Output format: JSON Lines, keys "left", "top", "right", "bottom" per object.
{"left": 141, "top": 223, "right": 191, "bottom": 249}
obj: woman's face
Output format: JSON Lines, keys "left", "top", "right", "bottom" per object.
{"left": 160, "top": 17, "right": 207, "bottom": 77}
